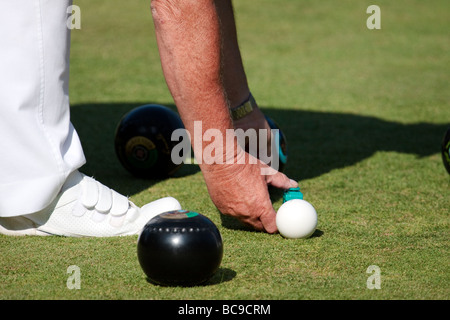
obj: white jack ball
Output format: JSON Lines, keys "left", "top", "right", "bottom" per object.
{"left": 276, "top": 199, "right": 317, "bottom": 239}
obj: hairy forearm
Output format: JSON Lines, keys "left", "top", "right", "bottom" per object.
{"left": 151, "top": 0, "right": 234, "bottom": 164}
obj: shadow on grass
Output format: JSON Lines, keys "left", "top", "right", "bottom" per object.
{"left": 145, "top": 267, "right": 236, "bottom": 287}
{"left": 71, "top": 101, "right": 448, "bottom": 227}
{"left": 70, "top": 102, "right": 200, "bottom": 197}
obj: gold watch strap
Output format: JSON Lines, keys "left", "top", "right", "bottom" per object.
{"left": 231, "top": 94, "right": 256, "bottom": 120}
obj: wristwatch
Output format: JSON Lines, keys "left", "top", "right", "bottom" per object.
{"left": 231, "top": 94, "right": 256, "bottom": 120}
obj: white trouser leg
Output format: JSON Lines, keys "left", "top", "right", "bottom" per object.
{"left": 0, "top": 0, "right": 85, "bottom": 217}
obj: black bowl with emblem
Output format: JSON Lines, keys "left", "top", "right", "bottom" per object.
{"left": 114, "top": 104, "right": 186, "bottom": 178}
{"left": 137, "top": 210, "right": 223, "bottom": 286}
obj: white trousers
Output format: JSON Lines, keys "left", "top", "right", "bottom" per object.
{"left": 0, "top": 0, "right": 86, "bottom": 217}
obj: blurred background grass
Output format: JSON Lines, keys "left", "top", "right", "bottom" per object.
{"left": 0, "top": 0, "right": 449, "bottom": 300}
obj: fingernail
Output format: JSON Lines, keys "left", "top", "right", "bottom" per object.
{"left": 289, "top": 179, "right": 298, "bottom": 187}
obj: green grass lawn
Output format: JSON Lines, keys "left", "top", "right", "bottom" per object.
{"left": 1, "top": 0, "right": 449, "bottom": 300}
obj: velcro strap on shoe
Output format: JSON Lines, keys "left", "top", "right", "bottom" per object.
{"left": 81, "top": 177, "right": 99, "bottom": 209}
{"left": 109, "top": 192, "right": 133, "bottom": 228}
{"left": 95, "top": 184, "right": 113, "bottom": 213}
{"left": 110, "top": 190, "right": 130, "bottom": 217}
{"left": 77, "top": 174, "right": 137, "bottom": 227}
{"left": 80, "top": 176, "right": 117, "bottom": 214}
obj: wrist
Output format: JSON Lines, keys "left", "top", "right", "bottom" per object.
{"left": 230, "top": 93, "right": 256, "bottom": 121}
{"left": 198, "top": 134, "right": 247, "bottom": 173}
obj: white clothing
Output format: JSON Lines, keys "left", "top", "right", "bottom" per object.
{"left": 0, "top": 0, "right": 85, "bottom": 217}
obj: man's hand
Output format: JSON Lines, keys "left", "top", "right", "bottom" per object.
{"left": 201, "top": 147, "right": 298, "bottom": 233}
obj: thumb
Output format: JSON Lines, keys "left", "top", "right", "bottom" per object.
{"left": 259, "top": 205, "right": 278, "bottom": 234}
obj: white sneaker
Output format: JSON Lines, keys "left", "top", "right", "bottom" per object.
{"left": 0, "top": 171, "right": 182, "bottom": 237}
